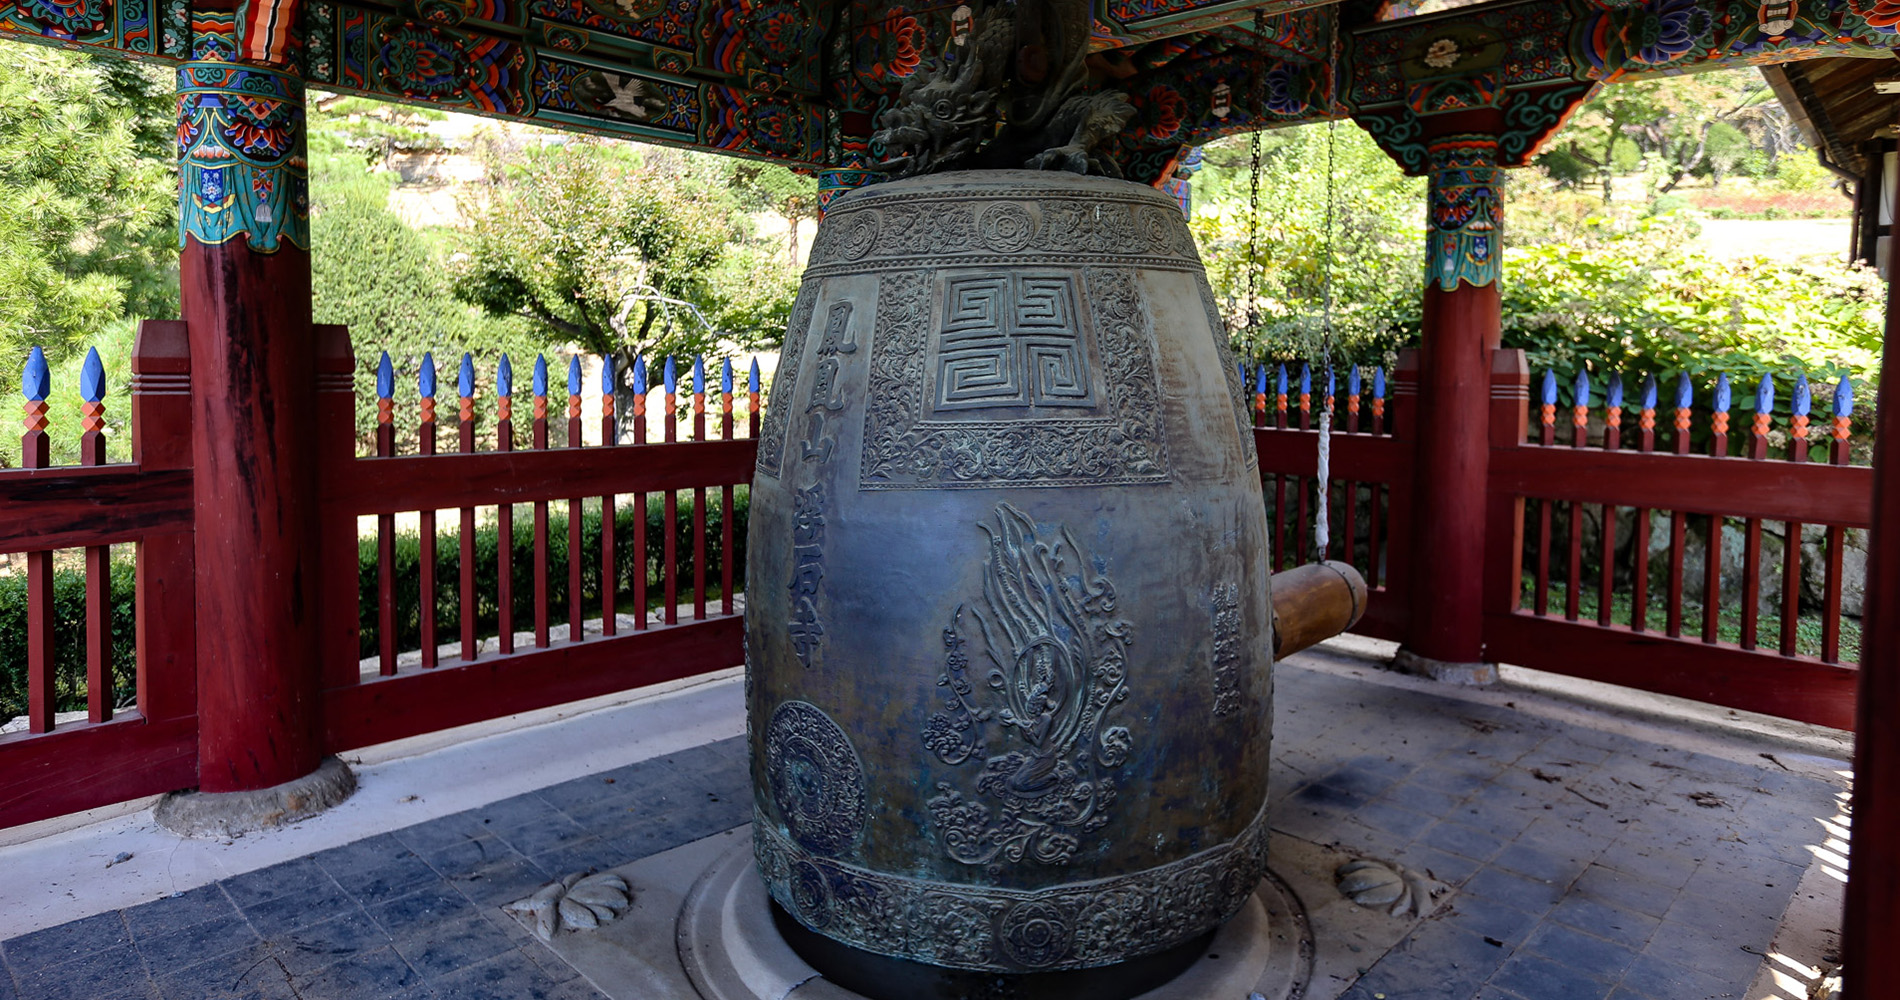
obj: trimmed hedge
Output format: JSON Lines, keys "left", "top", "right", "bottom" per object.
{"left": 2, "top": 491, "right": 750, "bottom": 719}
{"left": 0, "top": 562, "right": 138, "bottom": 722}
{"left": 356, "top": 490, "right": 750, "bottom": 659}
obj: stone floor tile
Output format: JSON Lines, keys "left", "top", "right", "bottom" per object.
{"left": 1410, "top": 762, "right": 1503, "bottom": 797}
{"left": 1492, "top": 840, "right": 1594, "bottom": 886}
{"left": 235, "top": 876, "right": 357, "bottom": 937}
{"left": 1393, "top": 844, "right": 1484, "bottom": 886}
{"left": 1434, "top": 898, "right": 1543, "bottom": 949}
{"left": 409, "top": 833, "right": 514, "bottom": 879}
{"left": 1546, "top": 897, "right": 1660, "bottom": 951}
{"left": 1350, "top": 800, "right": 1438, "bottom": 844}
{"left": 533, "top": 775, "right": 635, "bottom": 817}
{"left": 391, "top": 914, "right": 519, "bottom": 980}
{"left": 1462, "top": 867, "right": 1564, "bottom": 915}
{"left": 1521, "top": 922, "right": 1638, "bottom": 982}
{"left": 1289, "top": 781, "right": 1370, "bottom": 814}
{"left": 271, "top": 907, "right": 397, "bottom": 979}
{"left": 448, "top": 854, "right": 554, "bottom": 908}
{"left": 489, "top": 814, "right": 594, "bottom": 858}
{"left": 315, "top": 835, "right": 440, "bottom": 905}
{"left": 1373, "top": 780, "right": 1464, "bottom": 818}
{"left": 1488, "top": 953, "right": 1615, "bottom": 1000}
{"left": 133, "top": 911, "right": 262, "bottom": 973}
{"left": 470, "top": 793, "right": 564, "bottom": 834}
{"left": 154, "top": 943, "right": 298, "bottom": 1000}
{"left": 292, "top": 945, "right": 424, "bottom": 1000}
{"left": 1617, "top": 951, "right": 1740, "bottom": 1000}
{"left": 369, "top": 883, "right": 480, "bottom": 938}
{"left": 219, "top": 858, "right": 333, "bottom": 910}
{"left": 429, "top": 949, "right": 602, "bottom": 1000}
{"left": 10, "top": 944, "right": 155, "bottom": 1000}
{"left": 122, "top": 884, "right": 239, "bottom": 942}
{"left": 1417, "top": 820, "right": 1505, "bottom": 863}
{"left": 1573, "top": 864, "right": 1679, "bottom": 919}
{"left": 1, "top": 910, "right": 132, "bottom": 975}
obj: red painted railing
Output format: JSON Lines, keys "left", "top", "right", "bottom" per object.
{"left": 0, "top": 324, "right": 754, "bottom": 829}
{"left": 1253, "top": 348, "right": 1868, "bottom": 731}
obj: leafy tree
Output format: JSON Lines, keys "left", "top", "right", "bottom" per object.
{"left": 1189, "top": 123, "right": 1426, "bottom": 368}
{"left": 449, "top": 137, "right": 791, "bottom": 428}
{"left": 312, "top": 94, "right": 450, "bottom": 171}
{"left": 308, "top": 102, "right": 539, "bottom": 450}
{"left": 0, "top": 48, "right": 176, "bottom": 400}
{"left": 729, "top": 162, "right": 820, "bottom": 263}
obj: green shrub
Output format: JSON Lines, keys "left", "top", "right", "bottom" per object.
{"left": 0, "top": 559, "right": 137, "bottom": 722}
{"left": 356, "top": 490, "right": 750, "bottom": 659}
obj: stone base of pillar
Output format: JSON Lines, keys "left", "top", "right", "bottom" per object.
{"left": 154, "top": 756, "right": 356, "bottom": 839}
{"left": 1391, "top": 649, "right": 1498, "bottom": 686}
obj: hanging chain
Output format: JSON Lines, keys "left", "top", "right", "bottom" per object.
{"left": 1246, "top": 10, "right": 1265, "bottom": 348}
{"left": 1312, "top": 7, "right": 1343, "bottom": 563}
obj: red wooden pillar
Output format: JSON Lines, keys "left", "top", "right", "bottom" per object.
{"left": 1843, "top": 166, "right": 1900, "bottom": 997}
{"left": 1402, "top": 133, "right": 1503, "bottom": 673}
{"left": 176, "top": 47, "right": 322, "bottom": 794}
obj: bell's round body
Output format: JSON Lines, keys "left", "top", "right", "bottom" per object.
{"left": 745, "top": 170, "right": 1275, "bottom": 975}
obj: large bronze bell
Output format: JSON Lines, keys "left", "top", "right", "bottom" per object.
{"left": 744, "top": 170, "right": 1359, "bottom": 990}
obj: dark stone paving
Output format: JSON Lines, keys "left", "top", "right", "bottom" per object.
{"left": 0, "top": 666, "right": 1844, "bottom": 1000}
{"left": 0, "top": 740, "right": 749, "bottom": 1000}
{"left": 1272, "top": 668, "right": 1844, "bottom": 1000}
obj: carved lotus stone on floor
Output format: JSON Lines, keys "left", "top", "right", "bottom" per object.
{"left": 503, "top": 871, "right": 634, "bottom": 942}
{"left": 746, "top": 170, "right": 1275, "bottom": 974}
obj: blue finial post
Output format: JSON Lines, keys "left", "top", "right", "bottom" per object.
{"left": 375, "top": 351, "right": 396, "bottom": 443}
{"left": 566, "top": 356, "right": 582, "bottom": 397}
{"left": 1638, "top": 374, "right": 1658, "bottom": 447}
{"left": 1791, "top": 372, "right": 1812, "bottom": 458}
{"left": 496, "top": 355, "right": 514, "bottom": 435}
{"left": 1276, "top": 363, "right": 1288, "bottom": 397}
{"left": 601, "top": 354, "right": 617, "bottom": 432}
{"left": 1675, "top": 372, "right": 1693, "bottom": 411}
{"left": 456, "top": 353, "right": 476, "bottom": 443}
{"left": 1325, "top": 366, "right": 1336, "bottom": 402}
{"left": 1254, "top": 366, "right": 1268, "bottom": 396}
{"left": 1755, "top": 373, "right": 1774, "bottom": 415}
{"left": 664, "top": 356, "right": 678, "bottom": 395}
{"left": 80, "top": 347, "right": 105, "bottom": 404}
{"left": 79, "top": 347, "right": 106, "bottom": 461}
{"left": 1641, "top": 374, "right": 1657, "bottom": 411}
{"left": 1348, "top": 365, "right": 1362, "bottom": 398}
{"left": 693, "top": 356, "right": 706, "bottom": 397}
{"left": 1299, "top": 363, "right": 1311, "bottom": 397}
{"left": 601, "top": 353, "right": 616, "bottom": 395}
{"left": 1540, "top": 369, "right": 1557, "bottom": 406}
{"left": 722, "top": 357, "right": 734, "bottom": 395}
{"left": 532, "top": 354, "right": 548, "bottom": 399}
{"left": 1711, "top": 373, "right": 1732, "bottom": 448}
{"left": 1602, "top": 372, "right": 1623, "bottom": 444}
{"left": 21, "top": 346, "right": 50, "bottom": 466}
{"left": 1831, "top": 376, "right": 1855, "bottom": 458}
{"left": 1751, "top": 373, "right": 1774, "bottom": 455}
{"left": 1236, "top": 361, "right": 1246, "bottom": 387}
{"left": 1539, "top": 370, "right": 1557, "bottom": 442}
{"left": 633, "top": 356, "right": 647, "bottom": 396}
{"left": 749, "top": 358, "right": 761, "bottom": 394}
{"left": 22, "top": 346, "right": 48, "bottom": 402}
{"left": 1373, "top": 367, "right": 1385, "bottom": 399}
{"left": 418, "top": 352, "right": 438, "bottom": 442}
{"left": 497, "top": 355, "right": 513, "bottom": 398}
{"left": 1570, "top": 370, "right": 1590, "bottom": 440}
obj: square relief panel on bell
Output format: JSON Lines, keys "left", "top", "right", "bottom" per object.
{"left": 930, "top": 272, "right": 1103, "bottom": 417}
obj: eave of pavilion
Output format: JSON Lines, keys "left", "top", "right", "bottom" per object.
{"left": 1, "top": 0, "right": 1896, "bottom": 184}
